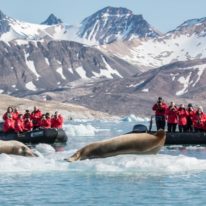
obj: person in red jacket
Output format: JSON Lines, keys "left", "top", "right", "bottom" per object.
{"left": 186, "top": 103, "right": 195, "bottom": 132}
{"left": 24, "top": 117, "right": 33, "bottom": 131}
{"left": 166, "top": 101, "right": 178, "bottom": 132}
{"left": 23, "top": 110, "right": 31, "bottom": 119}
{"left": 193, "top": 106, "right": 205, "bottom": 132}
{"left": 12, "top": 107, "right": 19, "bottom": 121}
{"left": 177, "top": 104, "right": 188, "bottom": 132}
{"left": 3, "top": 106, "right": 14, "bottom": 121}
{"left": 40, "top": 114, "right": 51, "bottom": 129}
{"left": 51, "top": 111, "right": 63, "bottom": 128}
{"left": 3, "top": 113, "right": 15, "bottom": 133}
{"left": 14, "top": 114, "right": 24, "bottom": 133}
{"left": 30, "top": 106, "right": 42, "bottom": 129}
{"left": 152, "top": 97, "right": 168, "bottom": 130}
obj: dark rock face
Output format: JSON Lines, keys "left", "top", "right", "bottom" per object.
{"left": 34, "top": 58, "right": 206, "bottom": 116}
{"left": 0, "top": 10, "right": 10, "bottom": 34}
{"left": 78, "top": 6, "right": 160, "bottom": 44}
{"left": 0, "top": 40, "right": 139, "bottom": 95}
{"left": 41, "top": 14, "right": 63, "bottom": 25}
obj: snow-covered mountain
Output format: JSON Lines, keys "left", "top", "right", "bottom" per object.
{"left": 100, "top": 16, "right": 206, "bottom": 71}
{"left": 78, "top": 6, "right": 160, "bottom": 45}
{"left": 0, "top": 7, "right": 160, "bottom": 45}
{"left": 0, "top": 40, "right": 139, "bottom": 95}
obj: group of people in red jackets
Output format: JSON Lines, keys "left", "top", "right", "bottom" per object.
{"left": 152, "top": 97, "right": 205, "bottom": 132}
{"left": 2, "top": 106, "right": 64, "bottom": 133}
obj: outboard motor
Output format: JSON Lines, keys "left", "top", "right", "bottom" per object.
{"left": 132, "top": 124, "right": 148, "bottom": 133}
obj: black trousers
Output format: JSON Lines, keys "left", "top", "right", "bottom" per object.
{"left": 187, "top": 124, "right": 194, "bottom": 132}
{"left": 155, "top": 116, "right": 165, "bottom": 130}
{"left": 194, "top": 127, "right": 204, "bottom": 132}
{"left": 167, "top": 123, "right": 177, "bottom": 132}
{"left": 178, "top": 125, "right": 187, "bottom": 132}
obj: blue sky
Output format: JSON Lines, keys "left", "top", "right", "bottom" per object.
{"left": 0, "top": 0, "right": 205, "bottom": 32}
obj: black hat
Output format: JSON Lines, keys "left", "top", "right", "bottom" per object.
{"left": 158, "top": 97, "right": 162, "bottom": 100}
{"left": 188, "top": 103, "right": 193, "bottom": 107}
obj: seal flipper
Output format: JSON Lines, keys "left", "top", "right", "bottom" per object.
{"left": 65, "top": 150, "right": 81, "bottom": 162}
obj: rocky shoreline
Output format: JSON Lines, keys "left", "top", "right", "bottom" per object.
{"left": 0, "top": 94, "right": 118, "bottom": 121}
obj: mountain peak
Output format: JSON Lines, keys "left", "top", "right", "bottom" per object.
{"left": 0, "top": 10, "right": 6, "bottom": 20}
{"left": 79, "top": 6, "right": 159, "bottom": 44}
{"left": 97, "top": 6, "right": 133, "bottom": 16}
{"left": 41, "top": 13, "right": 63, "bottom": 25}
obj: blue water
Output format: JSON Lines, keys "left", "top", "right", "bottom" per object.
{"left": 0, "top": 119, "right": 206, "bottom": 206}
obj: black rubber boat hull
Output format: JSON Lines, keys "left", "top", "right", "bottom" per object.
{"left": 132, "top": 124, "right": 206, "bottom": 145}
{"left": 165, "top": 132, "right": 206, "bottom": 145}
{"left": 0, "top": 128, "right": 68, "bottom": 145}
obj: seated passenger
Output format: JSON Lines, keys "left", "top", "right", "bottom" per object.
{"left": 177, "top": 104, "right": 188, "bottom": 132}
{"left": 23, "top": 110, "right": 31, "bottom": 119}
{"left": 3, "top": 106, "right": 14, "bottom": 121}
{"left": 15, "top": 114, "right": 24, "bottom": 133}
{"left": 12, "top": 107, "right": 19, "bottom": 121}
{"left": 3, "top": 113, "right": 15, "bottom": 133}
{"left": 51, "top": 111, "right": 63, "bottom": 128}
{"left": 30, "top": 106, "right": 42, "bottom": 129}
{"left": 186, "top": 103, "right": 195, "bottom": 132}
{"left": 40, "top": 114, "right": 51, "bottom": 128}
{"left": 24, "top": 117, "right": 33, "bottom": 131}
{"left": 166, "top": 102, "right": 178, "bottom": 132}
{"left": 193, "top": 106, "right": 205, "bottom": 132}
{"left": 152, "top": 97, "right": 168, "bottom": 130}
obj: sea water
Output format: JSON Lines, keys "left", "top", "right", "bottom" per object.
{"left": 0, "top": 117, "right": 206, "bottom": 206}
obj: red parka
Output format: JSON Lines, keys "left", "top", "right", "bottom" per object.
{"left": 152, "top": 102, "right": 168, "bottom": 116}
{"left": 13, "top": 111, "right": 19, "bottom": 121}
{"left": 30, "top": 109, "right": 42, "bottom": 127}
{"left": 177, "top": 108, "right": 188, "bottom": 126}
{"left": 15, "top": 118, "right": 24, "bottom": 133}
{"left": 51, "top": 115, "right": 63, "bottom": 128}
{"left": 3, "top": 118, "right": 15, "bottom": 133}
{"left": 3, "top": 112, "right": 14, "bottom": 121}
{"left": 193, "top": 112, "right": 206, "bottom": 129}
{"left": 40, "top": 118, "right": 51, "bottom": 128}
{"left": 166, "top": 106, "right": 178, "bottom": 124}
{"left": 24, "top": 119, "right": 33, "bottom": 131}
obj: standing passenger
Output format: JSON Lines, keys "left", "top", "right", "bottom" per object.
{"left": 30, "top": 106, "right": 42, "bottom": 129}
{"left": 177, "top": 104, "right": 188, "bottom": 132}
{"left": 166, "top": 102, "right": 178, "bottom": 132}
{"left": 51, "top": 111, "right": 64, "bottom": 128}
{"left": 186, "top": 103, "right": 195, "bottom": 132}
{"left": 193, "top": 106, "right": 205, "bottom": 132}
{"left": 152, "top": 97, "right": 168, "bottom": 130}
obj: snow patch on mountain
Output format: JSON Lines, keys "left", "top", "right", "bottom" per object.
{"left": 25, "top": 81, "right": 37, "bottom": 91}
{"left": 56, "top": 67, "right": 66, "bottom": 80}
{"left": 24, "top": 53, "right": 40, "bottom": 80}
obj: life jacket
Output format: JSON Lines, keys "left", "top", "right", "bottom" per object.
{"left": 193, "top": 112, "right": 206, "bottom": 129}
{"left": 3, "top": 118, "right": 15, "bottom": 133}
{"left": 166, "top": 106, "right": 178, "bottom": 124}
{"left": 177, "top": 108, "right": 188, "bottom": 126}
{"left": 24, "top": 119, "right": 33, "bottom": 131}
{"left": 15, "top": 118, "right": 24, "bottom": 133}
{"left": 152, "top": 102, "right": 168, "bottom": 116}
{"left": 51, "top": 115, "right": 63, "bottom": 128}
